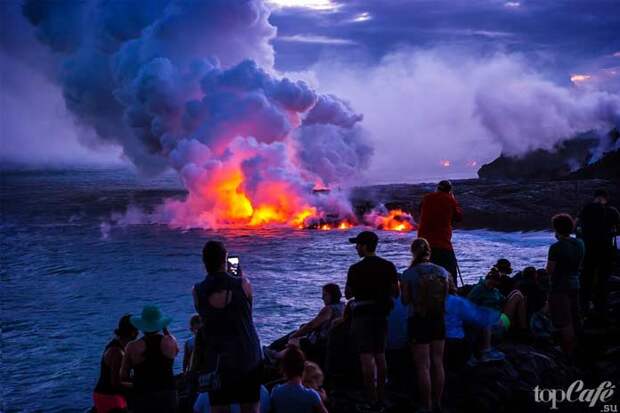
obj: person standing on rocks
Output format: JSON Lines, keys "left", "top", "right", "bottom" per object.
{"left": 577, "top": 189, "right": 620, "bottom": 321}
{"left": 546, "top": 214, "right": 585, "bottom": 355}
{"left": 417, "top": 180, "right": 464, "bottom": 286}
{"left": 345, "top": 231, "right": 399, "bottom": 412}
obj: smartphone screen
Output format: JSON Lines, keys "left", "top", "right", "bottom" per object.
{"left": 227, "top": 255, "right": 240, "bottom": 276}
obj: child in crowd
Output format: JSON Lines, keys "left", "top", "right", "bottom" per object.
{"left": 183, "top": 314, "right": 202, "bottom": 374}
{"left": 302, "top": 361, "right": 327, "bottom": 403}
{"left": 271, "top": 346, "right": 328, "bottom": 413}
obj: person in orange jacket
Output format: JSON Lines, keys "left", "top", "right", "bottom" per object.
{"left": 417, "top": 180, "right": 463, "bottom": 286}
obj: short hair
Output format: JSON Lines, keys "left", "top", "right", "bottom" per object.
{"left": 552, "top": 213, "right": 575, "bottom": 236}
{"left": 115, "top": 314, "right": 138, "bottom": 339}
{"left": 281, "top": 345, "right": 306, "bottom": 379}
{"left": 202, "top": 241, "right": 227, "bottom": 273}
{"left": 594, "top": 189, "right": 609, "bottom": 199}
{"left": 189, "top": 314, "right": 201, "bottom": 327}
{"left": 322, "top": 283, "right": 342, "bottom": 304}
{"left": 486, "top": 266, "right": 501, "bottom": 282}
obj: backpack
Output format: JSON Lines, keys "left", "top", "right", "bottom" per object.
{"left": 414, "top": 267, "right": 447, "bottom": 317}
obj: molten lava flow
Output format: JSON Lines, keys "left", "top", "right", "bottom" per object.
{"left": 440, "top": 159, "right": 451, "bottom": 167}
{"left": 373, "top": 209, "right": 415, "bottom": 232}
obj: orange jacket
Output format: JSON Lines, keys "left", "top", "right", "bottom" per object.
{"left": 417, "top": 191, "right": 463, "bottom": 251}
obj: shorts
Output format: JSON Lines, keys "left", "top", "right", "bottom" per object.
{"left": 93, "top": 392, "right": 127, "bottom": 413}
{"left": 549, "top": 290, "right": 580, "bottom": 329}
{"left": 408, "top": 314, "right": 445, "bottom": 344}
{"left": 209, "top": 364, "right": 262, "bottom": 406}
{"left": 351, "top": 316, "right": 388, "bottom": 354}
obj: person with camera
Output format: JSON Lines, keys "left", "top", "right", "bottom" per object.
{"left": 417, "top": 180, "right": 464, "bottom": 286}
{"left": 191, "top": 240, "right": 263, "bottom": 413}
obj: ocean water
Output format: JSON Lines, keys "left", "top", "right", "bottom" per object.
{"left": 1, "top": 169, "right": 555, "bottom": 412}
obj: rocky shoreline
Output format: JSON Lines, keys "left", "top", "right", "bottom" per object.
{"left": 351, "top": 178, "right": 620, "bottom": 232}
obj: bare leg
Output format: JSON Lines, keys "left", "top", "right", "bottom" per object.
{"left": 375, "top": 353, "right": 387, "bottom": 402}
{"left": 504, "top": 292, "right": 527, "bottom": 329}
{"left": 430, "top": 340, "right": 445, "bottom": 408}
{"left": 360, "top": 353, "right": 377, "bottom": 403}
{"left": 413, "top": 344, "right": 431, "bottom": 410}
{"left": 240, "top": 403, "right": 260, "bottom": 413}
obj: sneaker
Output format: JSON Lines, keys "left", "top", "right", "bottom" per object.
{"left": 479, "top": 349, "right": 505, "bottom": 363}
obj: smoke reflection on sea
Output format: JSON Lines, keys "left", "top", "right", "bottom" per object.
{"left": 1, "top": 170, "right": 554, "bottom": 412}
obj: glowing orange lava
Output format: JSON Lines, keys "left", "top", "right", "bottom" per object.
{"left": 374, "top": 209, "right": 415, "bottom": 232}
{"left": 440, "top": 160, "right": 451, "bottom": 167}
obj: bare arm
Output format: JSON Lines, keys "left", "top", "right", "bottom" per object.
{"left": 183, "top": 341, "right": 191, "bottom": 373}
{"left": 241, "top": 276, "right": 253, "bottom": 305}
{"left": 120, "top": 344, "right": 133, "bottom": 388}
{"left": 546, "top": 260, "right": 556, "bottom": 278}
{"left": 345, "top": 267, "right": 354, "bottom": 300}
{"left": 192, "top": 287, "right": 199, "bottom": 313}
{"left": 452, "top": 195, "right": 463, "bottom": 223}
{"left": 292, "top": 306, "right": 332, "bottom": 338}
{"left": 106, "top": 347, "right": 123, "bottom": 389}
{"left": 162, "top": 334, "right": 179, "bottom": 359}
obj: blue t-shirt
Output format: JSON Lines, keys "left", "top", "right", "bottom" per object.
{"left": 401, "top": 262, "right": 449, "bottom": 317}
{"left": 194, "top": 385, "right": 271, "bottom": 413}
{"left": 271, "top": 382, "right": 321, "bottom": 413}
{"left": 445, "top": 295, "right": 500, "bottom": 339}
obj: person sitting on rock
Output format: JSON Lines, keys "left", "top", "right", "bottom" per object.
{"left": 514, "top": 267, "right": 548, "bottom": 324}
{"left": 271, "top": 346, "right": 328, "bottom": 413}
{"left": 494, "top": 258, "right": 527, "bottom": 332}
{"left": 264, "top": 283, "right": 345, "bottom": 364}
{"left": 546, "top": 213, "right": 584, "bottom": 355}
{"left": 466, "top": 268, "right": 507, "bottom": 363}
{"left": 444, "top": 277, "right": 508, "bottom": 370}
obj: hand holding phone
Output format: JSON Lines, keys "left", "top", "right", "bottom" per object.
{"left": 227, "top": 255, "right": 240, "bottom": 276}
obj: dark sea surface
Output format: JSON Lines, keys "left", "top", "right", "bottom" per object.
{"left": 1, "top": 169, "right": 554, "bottom": 412}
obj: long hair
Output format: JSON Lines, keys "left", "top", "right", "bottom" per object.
{"left": 410, "top": 238, "right": 432, "bottom": 268}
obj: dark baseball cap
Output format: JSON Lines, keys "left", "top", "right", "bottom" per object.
{"left": 348, "top": 231, "right": 379, "bottom": 246}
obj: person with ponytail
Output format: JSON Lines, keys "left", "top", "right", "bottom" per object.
{"left": 401, "top": 238, "right": 449, "bottom": 413}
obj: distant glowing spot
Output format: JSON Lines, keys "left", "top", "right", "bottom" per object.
{"left": 504, "top": 1, "right": 520, "bottom": 8}
{"left": 570, "top": 74, "right": 592, "bottom": 85}
{"left": 467, "top": 160, "right": 478, "bottom": 167}
{"left": 440, "top": 160, "right": 451, "bottom": 167}
{"left": 353, "top": 12, "right": 371, "bottom": 22}
{"left": 613, "top": 51, "right": 620, "bottom": 58}
{"left": 267, "top": 0, "right": 339, "bottom": 10}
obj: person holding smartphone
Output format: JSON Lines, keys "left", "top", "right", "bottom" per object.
{"left": 191, "top": 241, "right": 263, "bottom": 413}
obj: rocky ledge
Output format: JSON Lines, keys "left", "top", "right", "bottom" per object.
{"left": 350, "top": 178, "right": 620, "bottom": 232}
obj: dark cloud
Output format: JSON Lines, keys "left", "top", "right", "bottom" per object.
{"left": 269, "top": 0, "right": 620, "bottom": 83}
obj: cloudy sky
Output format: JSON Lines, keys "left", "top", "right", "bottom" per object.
{"left": 1, "top": 0, "right": 619, "bottom": 182}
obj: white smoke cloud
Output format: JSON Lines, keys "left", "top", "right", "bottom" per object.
{"left": 302, "top": 48, "right": 620, "bottom": 183}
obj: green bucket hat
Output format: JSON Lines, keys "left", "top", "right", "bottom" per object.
{"left": 130, "top": 305, "right": 172, "bottom": 333}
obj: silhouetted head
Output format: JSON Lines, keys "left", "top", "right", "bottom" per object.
{"left": 485, "top": 267, "right": 501, "bottom": 289}
{"left": 349, "top": 231, "right": 379, "bottom": 257}
{"left": 202, "top": 240, "right": 227, "bottom": 274}
{"left": 552, "top": 213, "right": 575, "bottom": 237}
{"left": 437, "top": 180, "right": 453, "bottom": 193}
{"left": 410, "top": 237, "right": 432, "bottom": 266}
{"left": 115, "top": 314, "right": 139, "bottom": 341}
{"left": 281, "top": 345, "right": 306, "bottom": 380}
{"left": 322, "top": 283, "right": 342, "bottom": 305}
{"left": 189, "top": 314, "right": 202, "bottom": 333}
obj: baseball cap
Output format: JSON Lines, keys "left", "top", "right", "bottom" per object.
{"left": 348, "top": 231, "right": 379, "bottom": 246}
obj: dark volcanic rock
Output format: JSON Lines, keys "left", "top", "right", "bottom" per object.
{"left": 351, "top": 179, "right": 620, "bottom": 231}
{"left": 477, "top": 136, "right": 598, "bottom": 181}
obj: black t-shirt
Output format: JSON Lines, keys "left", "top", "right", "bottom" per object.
{"left": 346, "top": 256, "right": 398, "bottom": 317}
{"left": 579, "top": 202, "right": 620, "bottom": 246}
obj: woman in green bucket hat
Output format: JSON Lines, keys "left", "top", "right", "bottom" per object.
{"left": 121, "top": 305, "right": 179, "bottom": 413}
